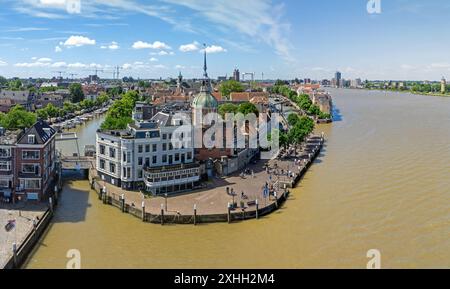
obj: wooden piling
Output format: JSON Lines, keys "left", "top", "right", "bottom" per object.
{"left": 227, "top": 202, "right": 231, "bottom": 224}
{"left": 141, "top": 201, "right": 146, "bottom": 222}
{"left": 160, "top": 204, "right": 165, "bottom": 225}
{"left": 255, "top": 199, "right": 259, "bottom": 219}
{"left": 193, "top": 204, "right": 197, "bottom": 226}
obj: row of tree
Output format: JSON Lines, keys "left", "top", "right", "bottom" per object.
{"left": 218, "top": 102, "right": 259, "bottom": 118}
{"left": 272, "top": 85, "right": 331, "bottom": 119}
{"left": 36, "top": 93, "right": 110, "bottom": 120}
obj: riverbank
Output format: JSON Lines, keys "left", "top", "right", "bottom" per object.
{"left": 341, "top": 87, "right": 450, "bottom": 97}
{"left": 88, "top": 135, "right": 324, "bottom": 225}
{"left": 0, "top": 203, "right": 52, "bottom": 269}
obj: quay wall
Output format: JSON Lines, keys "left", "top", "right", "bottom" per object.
{"left": 3, "top": 208, "right": 54, "bottom": 269}
{"left": 89, "top": 136, "right": 324, "bottom": 225}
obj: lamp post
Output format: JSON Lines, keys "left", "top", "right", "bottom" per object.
{"left": 164, "top": 193, "right": 168, "bottom": 212}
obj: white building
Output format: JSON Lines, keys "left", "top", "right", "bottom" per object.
{"left": 96, "top": 103, "right": 199, "bottom": 195}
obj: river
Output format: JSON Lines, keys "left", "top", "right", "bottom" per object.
{"left": 24, "top": 89, "right": 450, "bottom": 268}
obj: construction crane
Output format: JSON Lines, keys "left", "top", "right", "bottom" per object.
{"left": 52, "top": 71, "right": 65, "bottom": 78}
{"left": 114, "top": 66, "right": 123, "bottom": 80}
{"left": 68, "top": 73, "right": 78, "bottom": 80}
{"left": 242, "top": 72, "right": 255, "bottom": 82}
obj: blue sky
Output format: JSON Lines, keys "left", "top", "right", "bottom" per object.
{"left": 0, "top": 0, "right": 449, "bottom": 80}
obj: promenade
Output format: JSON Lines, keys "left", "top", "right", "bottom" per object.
{"left": 0, "top": 204, "right": 46, "bottom": 268}
{"left": 90, "top": 135, "right": 324, "bottom": 222}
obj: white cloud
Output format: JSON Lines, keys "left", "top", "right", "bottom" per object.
{"left": 67, "top": 62, "right": 87, "bottom": 68}
{"left": 101, "top": 41, "right": 119, "bottom": 50}
{"left": 153, "top": 64, "right": 167, "bottom": 69}
{"left": 38, "top": 57, "right": 52, "bottom": 62}
{"left": 201, "top": 45, "right": 227, "bottom": 54}
{"left": 51, "top": 62, "right": 67, "bottom": 68}
{"left": 175, "top": 65, "right": 185, "bottom": 70}
{"left": 55, "top": 46, "right": 62, "bottom": 53}
{"left": 0, "top": 59, "right": 7, "bottom": 67}
{"left": 149, "top": 57, "right": 158, "bottom": 62}
{"left": 122, "top": 63, "right": 132, "bottom": 70}
{"left": 63, "top": 35, "right": 96, "bottom": 47}
{"left": 179, "top": 41, "right": 200, "bottom": 52}
{"left": 150, "top": 50, "right": 174, "bottom": 56}
{"left": 162, "top": 0, "right": 293, "bottom": 61}
{"left": 132, "top": 41, "right": 171, "bottom": 50}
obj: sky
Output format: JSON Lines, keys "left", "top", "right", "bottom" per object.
{"left": 0, "top": 0, "right": 449, "bottom": 81}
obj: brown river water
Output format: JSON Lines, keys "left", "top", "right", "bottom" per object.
{"left": 25, "top": 89, "right": 450, "bottom": 268}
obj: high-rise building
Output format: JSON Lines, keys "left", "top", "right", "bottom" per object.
{"left": 335, "top": 71, "right": 342, "bottom": 88}
{"left": 233, "top": 68, "right": 240, "bottom": 82}
{"left": 441, "top": 77, "right": 447, "bottom": 94}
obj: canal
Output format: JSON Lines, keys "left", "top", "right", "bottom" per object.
{"left": 25, "top": 89, "right": 450, "bottom": 268}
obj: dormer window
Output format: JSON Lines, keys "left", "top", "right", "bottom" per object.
{"left": 44, "top": 128, "right": 52, "bottom": 136}
{"left": 28, "top": 134, "right": 35, "bottom": 144}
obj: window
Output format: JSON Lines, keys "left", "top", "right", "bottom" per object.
{"left": 109, "top": 163, "right": 116, "bottom": 174}
{"left": 145, "top": 144, "right": 150, "bottom": 153}
{"left": 152, "top": 144, "right": 157, "bottom": 152}
{"left": 162, "top": 143, "right": 167, "bottom": 151}
{"left": 0, "top": 179, "right": 9, "bottom": 188}
{"left": 138, "top": 145, "right": 143, "bottom": 153}
{"left": 152, "top": 156, "right": 157, "bottom": 164}
{"left": 162, "top": 134, "right": 167, "bottom": 140}
{"left": 138, "top": 157, "right": 143, "bottom": 166}
{"left": 123, "top": 152, "right": 126, "bottom": 162}
{"left": 169, "top": 143, "right": 173, "bottom": 150}
{"left": 162, "top": 155, "right": 167, "bottom": 163}
{"left": 28, "top": 135, "right": 35, "bottom": 144}
{"left": 0, "top": 148, "right": 11, "bottom": 157}
{"left": 138, "top": 170, "right": 143, "bottom": 178}
{"left": 22, "top": 150, "right": 40, "bottom": 160}
{"left": 0, "top": 161, "right": 11, "bottom": 171}
{"left": 99, "top": 145, "right": 105, "bottom": 155}
{"left": 127, "top": 152, "right": 131, "bottom": 164}
{"left": 100, "top": 159, "right": 105, "bottom": 170}
{"left": 187, "top": 152, "right": 192, "bottom": 160}
{"left": 20, "top": 179, "right": 40, "bottom": 189}
{"left": 109, "top": 148, "right": 116, "bottom": 158}
{"left": 175, "top": 153, "right": 180, "bottom": 162}
{"left": 22, "top": 164, "right": 40, "bottom": 175}
{"left": 127, "top": 167, "right": 131, "bottom": 178}
{"left": 145, "top": 158, "right": 150, "bottom": 167}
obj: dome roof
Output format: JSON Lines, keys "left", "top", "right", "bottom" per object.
{"left": 192, "top": 90, "right": 218, "bottom": 109}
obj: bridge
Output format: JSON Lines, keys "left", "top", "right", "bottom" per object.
{"left": 61, "top": 156, "right": 95, "bottom": 170}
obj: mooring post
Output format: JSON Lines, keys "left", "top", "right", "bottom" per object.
{"left": 121, "top": 194, "right": 125, "bottom": 213}
{"left": 160, "top": 204, "right": 164, "bottom": 225}
{"left": 49, "top": 197, "right": 53, "bottom": 214}
{"left": 227, "top": 202, "right": 231, "bottom": 224}
{"left": 141, "top": 201, "right": 146, "bottom": 222}
{"left": 255, "top": 199, "right": 259, "bottom": 219}
{"left": 32, "top": 218, "right": 37, "bottom": 234}
{"left": 12, "top": 243, "right": 17, "bottom": 268}
{"left": 274, "top": 191, "right": 278, "bottom": 208}
{"left": 54, "top": 185, "right": 59, "bottom": 201}
{"left": 193, "top": 204, "right": 197, "bottom": 226}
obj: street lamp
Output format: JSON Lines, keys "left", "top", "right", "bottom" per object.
{"left": 164, "top": 193, "right": 168, "bottom": 211}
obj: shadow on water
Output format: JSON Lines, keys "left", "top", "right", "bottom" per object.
{"left": 332, "top": 107, "right": 343, "bottom": 122}
{"left": 53, "top": 171, "right": 91, "bottom": 223}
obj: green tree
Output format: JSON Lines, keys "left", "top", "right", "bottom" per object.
{"left": 237, "top": 102, "right": 259, "bottom": 116}
{"left": 95, "top": 92, "right": 110, "bottom": 106}
{"left": 219, "top": 80, "right": 244, "bottom": 99}
{"left": 8, "top": 79, "right": 22, "bottom": 90}
{"left": 69, "top": 83, "right": 85, "bottom": 103}
{"left": 218, "top": 103, "right": 238, "bottom": 118}
{"left": 0, "top": 76, "right": 8, "bottom": 86}
{"left": 0, "top": 105, "right": 36, "bottom": 129}
{"left": 101, "top": 90, "right": 140, "bottom": 130}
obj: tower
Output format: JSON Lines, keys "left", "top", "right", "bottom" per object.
{"left": 191, "top": 45, "right": 218, "bottom": 125}
{"left": 176, "top": 71, "right": 183, "bottom": 94}
{"left": 441, "top": 76, "right": 446, "bottom": 94}
{"left": 233, "top": 68, "right": 240, "bottom": 82}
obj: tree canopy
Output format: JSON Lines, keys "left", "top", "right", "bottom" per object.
{"left": 0, "top": 105, "right": 37, "bottom": 130}
{"left": 69, "top": 83, "right": 85, "bottom": 103}
{"left": 101, "top": 90, "right": 140, "bottom": 130}
{"left": 219, "top": 80, "right": 244, "bottom": 99}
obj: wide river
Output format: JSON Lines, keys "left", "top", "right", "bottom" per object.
{"left": 25, "top": 89, "right": 450, "bottom": 268}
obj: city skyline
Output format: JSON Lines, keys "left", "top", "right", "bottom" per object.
{"left": 0, "top": 0, "right": 449, "bottom": 80}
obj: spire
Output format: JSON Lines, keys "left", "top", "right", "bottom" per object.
{"left": 203, "top": 43, "right": 208, "bottom": 78}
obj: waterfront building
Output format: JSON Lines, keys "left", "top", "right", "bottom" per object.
{"left": 0, "top": 121, "right": 57, "bottom": 202}
{"left": 0, "top": 90, "right": 36, "bottom": 112}
{"left": 96, "top": 103, "right": 199, "bottom": 194}
{"left": 441, "top": 77, "right": 446, "bottom": 94}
